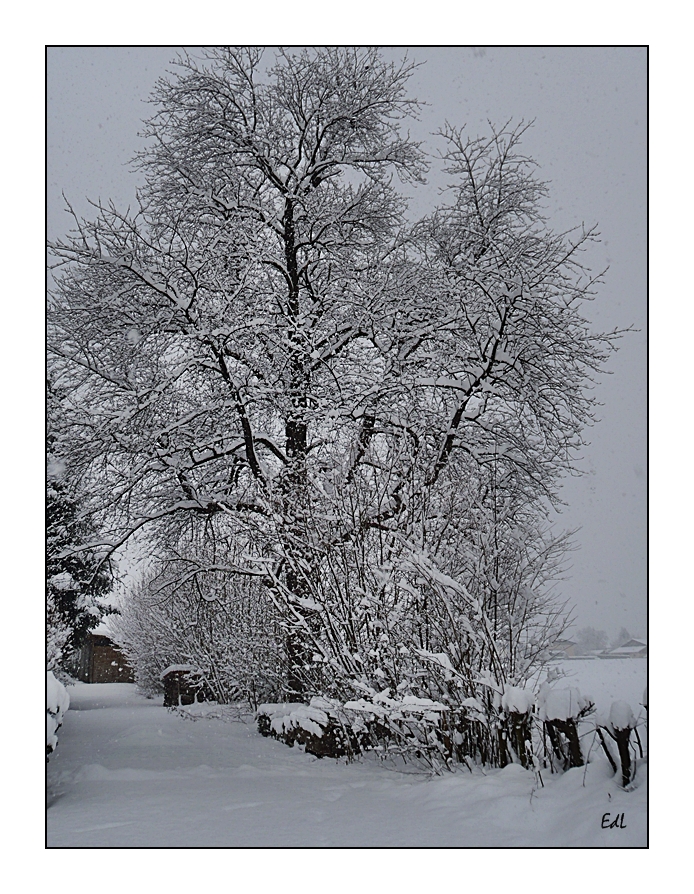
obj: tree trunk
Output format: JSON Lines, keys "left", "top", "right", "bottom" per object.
{"left": 613, "top": 727, "right": 633, "bottom": 788}
{"left": 282, "top": 195, "right": 312, "bottom": 702}
{"left": 545, "top": 718, "right": 583, "bottom": 769}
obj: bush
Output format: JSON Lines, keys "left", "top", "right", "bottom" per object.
{"left": 46, "top": 671, "right": 70, "bottom": 760}
{"left": 111, "top": 567, "right": 284, "bottom": 706}
{"left": 597, "top": 700, "right": 640, "bottom": 788}
{"left": 536, "top": 685, "right": 594, "bottom": 770}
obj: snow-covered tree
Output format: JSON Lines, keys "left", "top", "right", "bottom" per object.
{"left": 110, "top": 535, "right": 284, "bottom": 705}
{"left": 611, "top": 626, "right": 633, "bottom": 648}
{"left": 48, "top": 48, "right": 618, "bottom": 711}
{"left": 575, "top": 626, "right": 609, "bottom": 654}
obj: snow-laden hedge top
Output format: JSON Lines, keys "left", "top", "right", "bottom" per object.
{"left": 500, "top": 685, "right": 534, "bottom": 715}
{"left": 536, "top": 685, "right": 592, "bottom": 722}
{"left": 258, "top": 702, "right": 333, "bottom": 739}
{"left": 608, "top": 700, "right": 637, "bottom": 731}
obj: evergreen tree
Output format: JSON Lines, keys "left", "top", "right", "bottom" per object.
{"left": 47, "top": 380, "right": 113, "bottom": 671}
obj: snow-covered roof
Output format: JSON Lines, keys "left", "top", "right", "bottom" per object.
{"left": 598, "top": 641, "right": 647, "bottom": 658}
{"left": 608, "top": 644, "right": 647, "bottom": 655}
{"left": 90, "top": 620, "right": 116, "bottom": 638}
{"left": 88, "top": 618, "right": 128, "bottom": 649}
{"left": 160, "top": 665, "right": 197, "bottom": 679}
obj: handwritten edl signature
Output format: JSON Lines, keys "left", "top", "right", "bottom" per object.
{"left": 601, "top": 812, "right": 627, "bottom": 829}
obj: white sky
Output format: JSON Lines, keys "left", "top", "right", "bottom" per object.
{"left": 47, "top": 46, "right": 646, "bottom": 638}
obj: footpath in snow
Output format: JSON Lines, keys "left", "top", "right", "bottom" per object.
{"left": 47, "top": 671, "right": 646, "bottom": 848}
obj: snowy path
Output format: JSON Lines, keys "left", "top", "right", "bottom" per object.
{"left": 47, "top": 681, "right": 646, "bottom": 847}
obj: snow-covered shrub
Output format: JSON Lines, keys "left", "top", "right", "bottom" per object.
{"left": 537, "top": 684, "right": 594, "bottom": 770}
{"left": 47, "top": 671, "right": 70, "bottom": 760}
{"left": 343, "top": 691, "right": 455, "bottom": 770}
{"left": 257, "top": 698, "right": 363, "bottom": 758}
{"left": 232, "top": 482, "right": 573, "bottom": 767}
{"left": 596, "top": 700, "right": 640, "bottom": 788}
{"left": 258, "top": 694, "right": 457, "bottom": 767}
{"left": 47, "top": 591, "right": 71, "bottom": 679}
{"left": 608, "top": 700, "right": 636, "bottom": 732}
{"left": 112, "top": 557, "right": 284, "bottom": 706}
{"left": 498, "top": 685, "right": 535, "bottom": 768}
{"left": 310, "top": 533, "right": 572, "bottom": 769}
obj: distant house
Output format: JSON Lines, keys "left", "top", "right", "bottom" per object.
{"left": 549, "top": 639, "right": 578, "bottom": 659}
{"left": 599, "top": 638, "right": 647, "bottom": 659}
{"left": 75, "top": 627, "right": 134, "bottom": 683}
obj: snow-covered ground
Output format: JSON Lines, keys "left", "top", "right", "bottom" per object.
{"left": 47, "top": 660, "right": 647, "bottom": 848}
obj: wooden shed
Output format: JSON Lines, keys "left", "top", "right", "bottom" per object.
{"left": 76, "top": 631, "right": 135, "bottom": 683}
{"left": 161, "top": 665, "right": 213, "bottom": 707}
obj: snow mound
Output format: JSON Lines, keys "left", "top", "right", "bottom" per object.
{"left": 47, "top": 671, "right": 70, "bottom": 758}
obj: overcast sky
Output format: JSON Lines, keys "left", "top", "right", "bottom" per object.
{"left": 47, "top": 46, "right": 647, "bottom": 638}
